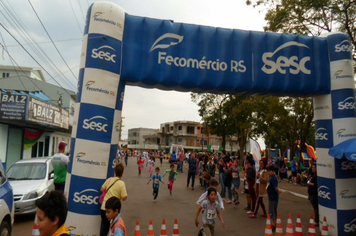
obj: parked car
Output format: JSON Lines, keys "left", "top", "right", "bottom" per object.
{"left": 6, "top": 158, "right": 54, "bottom": 215}
{"left": 0, "top": 161, "right": 14, "bottom": 236}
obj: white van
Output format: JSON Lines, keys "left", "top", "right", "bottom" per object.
{"left": 0, "top": 161, "right": 14, "bottom": 236}
{"left": 169, "top": 144, "right": 184, "bottom": 163}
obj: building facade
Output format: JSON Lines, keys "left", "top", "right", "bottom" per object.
{"left": 0, "top": 65, "right": 75, "bottom": 169}
{"left": 129, "top": 120, "right": 240, "bottom": 154}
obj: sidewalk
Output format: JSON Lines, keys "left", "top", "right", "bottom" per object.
{"left": 278, "top": 179, "right": 309, "bottom": 199}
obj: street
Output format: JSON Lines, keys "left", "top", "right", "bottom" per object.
{"left": 12, "top": 157, "right": 320, "bottom": 235}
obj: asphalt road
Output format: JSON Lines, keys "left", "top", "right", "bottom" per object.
{"left": 12, "top": 157, "right": 321, "bottom": 235}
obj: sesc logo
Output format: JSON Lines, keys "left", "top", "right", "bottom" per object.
{"left": 341, "top": 160, "right": 356, "bottom": 170}
{"left": 82, "top": 116, "right": 108, "bottom": 133}
{"left": 112, "top": 158, "right": 117, "bottom": 168}
{"left": 315, "top": 128, "right": 328, "bottom": 141}
{"left": 318, "top": 185, "right": 331, "bottom": 200}
{"left": 262, "top": 41, "right": 311, "bottom": 75}
{"left": 335, "top": 40, "right": 352, "bottom": 53}
{"left": 73, "top": 189, "right": 99, "bottom": 205}
{"left": 338, "top": 97, "right": 356, "bottom": 110}
{"left": 351, "top": 154, "right": 356, "bottom": 161}
{"left": 115, "top": 122, "right": 120, "bottom": 132}
{"left": 91, "top": 45, "right": 116, "bottom": 63}
{"left": 150, "top": 33, "right": 184, "bottom": 52}
{"left": 344, "top": 218, "right": 356, "bottom": 233}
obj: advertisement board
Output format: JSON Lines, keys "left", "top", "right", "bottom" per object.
{"left": 27, "top": 97, "right": 69, "bottom": 129}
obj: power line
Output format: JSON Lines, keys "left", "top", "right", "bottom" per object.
{"left": 68, "top": 0, "right": 83, "bottom": 35}
{"left": 0, "top": 24, "right": 73, "bottom": 97}
{"left": 0, "top": 0, "right": 76, "bottom": 90}
{"left": 28, "top": 0, "right": 78, "bottom": 82}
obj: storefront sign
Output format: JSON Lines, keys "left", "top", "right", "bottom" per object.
{"left": 27, "top": 97, "right": 69, "bottom": 129}
{"left": 0, "top": 92, "right": 27, "bottom": 121}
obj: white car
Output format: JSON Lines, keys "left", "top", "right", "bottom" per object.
{"left": 0, "top": 161, "right": 14, "bottom": 236}
{"left": 6, "top": 158, "right": 54, "bottom": 215}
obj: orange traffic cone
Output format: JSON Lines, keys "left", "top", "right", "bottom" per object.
{"left": 32, "top": 215, "right": 40, "bottom": 236}
{"left": 264, "top": 215, "right": 273, "bottom": 236}
{"left": 295, "top": 213, "right": 303, "bottom": 236}
{"left": 147, "top": 219, "right": 154, "bottom": 236}
{"left": 308, "top": 214, "right": 316, "bottom": 236}
{"left": 321, "top": 217, "right": 329, "bottom": 236}
{"left": 160, "top": 219, "right": 167, "bottom": 236}
{"left": 172, "top": 218, "right": 179, "bottom": 236}
{"left": 275, "top": 214, "right": 283, "bottom": 236}
{"left": 134, "top": 219, "right": 141, "bottom": 236}
{"left": 285, "top": 214, "right": 295, "bottom": 236}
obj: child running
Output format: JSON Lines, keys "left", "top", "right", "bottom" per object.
{"left": 146, "top": 156, "right": 155, "bottom": 177}
{"left": 197, "top": 172, "right": 224, "bottom": 211}
{"left": 162, "top": 164, "right": 178, "bottom": 196}
{"left": 230, "top": 158, "right": 240, "bottom": 205}
{"left": 195, "top": 187, "right": 225, "bottom": 236}
{"left": 137, "top": 156, "right": 144, "bottom": 176}
{"left": 105, "top": 196, "right": 127, "bottom": 236}
{"left": 147, "top": 167, "right": 164, "bottom": 201}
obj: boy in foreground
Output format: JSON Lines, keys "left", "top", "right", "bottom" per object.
{"left": 105, "top": 196, "right": 127, "bottom": 236}
{"left": 266, "top": 165, "right": 281, "bottom": 231}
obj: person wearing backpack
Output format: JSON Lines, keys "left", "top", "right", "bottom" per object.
{"left": 100, "top": 163, "right": 127, "bottom": 236}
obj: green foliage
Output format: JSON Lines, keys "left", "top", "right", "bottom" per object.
{"left": 191, "top": 93, "right": 315, "bottom": 159}
{"left": 246, "top": 0, "right": 356, "bottom": 61}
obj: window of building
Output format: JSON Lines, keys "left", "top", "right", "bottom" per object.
{"left": 187, "top": 126, "right": 194, "bottom": 134}
{"left": 170, "top": 126, "right": 173, "bottom": 131}
{"left": 178, "top": 138, "right": 182, "bottom": 143}
{"left": 178, "top": 126, "right": 182, "bottom": 130}
{"left": 2, "top": 72, "right": 9, "bottom": 78}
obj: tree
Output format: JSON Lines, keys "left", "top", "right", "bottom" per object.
{"left": 191, "top": 93, "right": 230, "bottom": 148}
{"left": 246, "top": 0, "right": 356, "bottom": 62}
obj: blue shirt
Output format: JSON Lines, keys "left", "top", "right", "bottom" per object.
{"left": 151, "top": 174, "right": 163, "bottom": 188}
{"left": 291, "top": 160, "right": 297, "bottom": 172}
{"left": 187, "top": 157, "right": 197, "bottom": 173}
{"left": 267, "top": 174, "right": 279, "bottom": 201}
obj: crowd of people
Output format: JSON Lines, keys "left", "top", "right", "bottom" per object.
{"left": 38, "top": 143, "right": 317, "bottom": 236}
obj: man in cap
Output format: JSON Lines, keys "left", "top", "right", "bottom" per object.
{"left": 52, "top": 141, "right": 69, "bottom": 192}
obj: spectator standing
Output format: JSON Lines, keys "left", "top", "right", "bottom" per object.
{"left": 245, "top": 154, "right": 256, "bottom": 214}
{"left": 307, "top": 163, "right": 319, "bottom": 226}
{"left": 52, "top": 142, "right": 69, "bottom": 192}
{"left": 187, "top": 152, "right": 198, "bottom": 190}
{"left": 249, "top": 160, "right": 268, "bottom": 218}
{"left": 266, "top": 165, "right": 281, "bottom": 231}
{"left": 179, "top": 150, "right": 185, "bottom": 173}
{"left": 291, "top": 157, "right": 298, "bottom": 185}
{"left": 218, "top": 150, "right": 227, "bottom": 197}
{"left": 274, "top": 154, "right": 281, "bottom": 180}
{"left": 100, "top": 163, "right": 127, "bottom": 236}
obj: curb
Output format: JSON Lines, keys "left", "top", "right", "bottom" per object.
{"left": 280, "top": 188, "right": 308, "bottom": 199}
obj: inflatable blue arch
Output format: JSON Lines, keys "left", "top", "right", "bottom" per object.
{"left": 65, "top": 2, "right": 356, "bottom": 235}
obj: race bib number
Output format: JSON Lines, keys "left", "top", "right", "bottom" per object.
{"left": 232, "top": 172, "right": 239, "bottom": 178}
{"left": 153, "top": 178, "right": 159, "bottom": 184}
{"left": 207, "top": 209, "right": 216, "bottom": 220}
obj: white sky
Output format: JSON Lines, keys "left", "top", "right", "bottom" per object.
{"left": 0, "top": 0, "right": 266, "bottom": 148}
